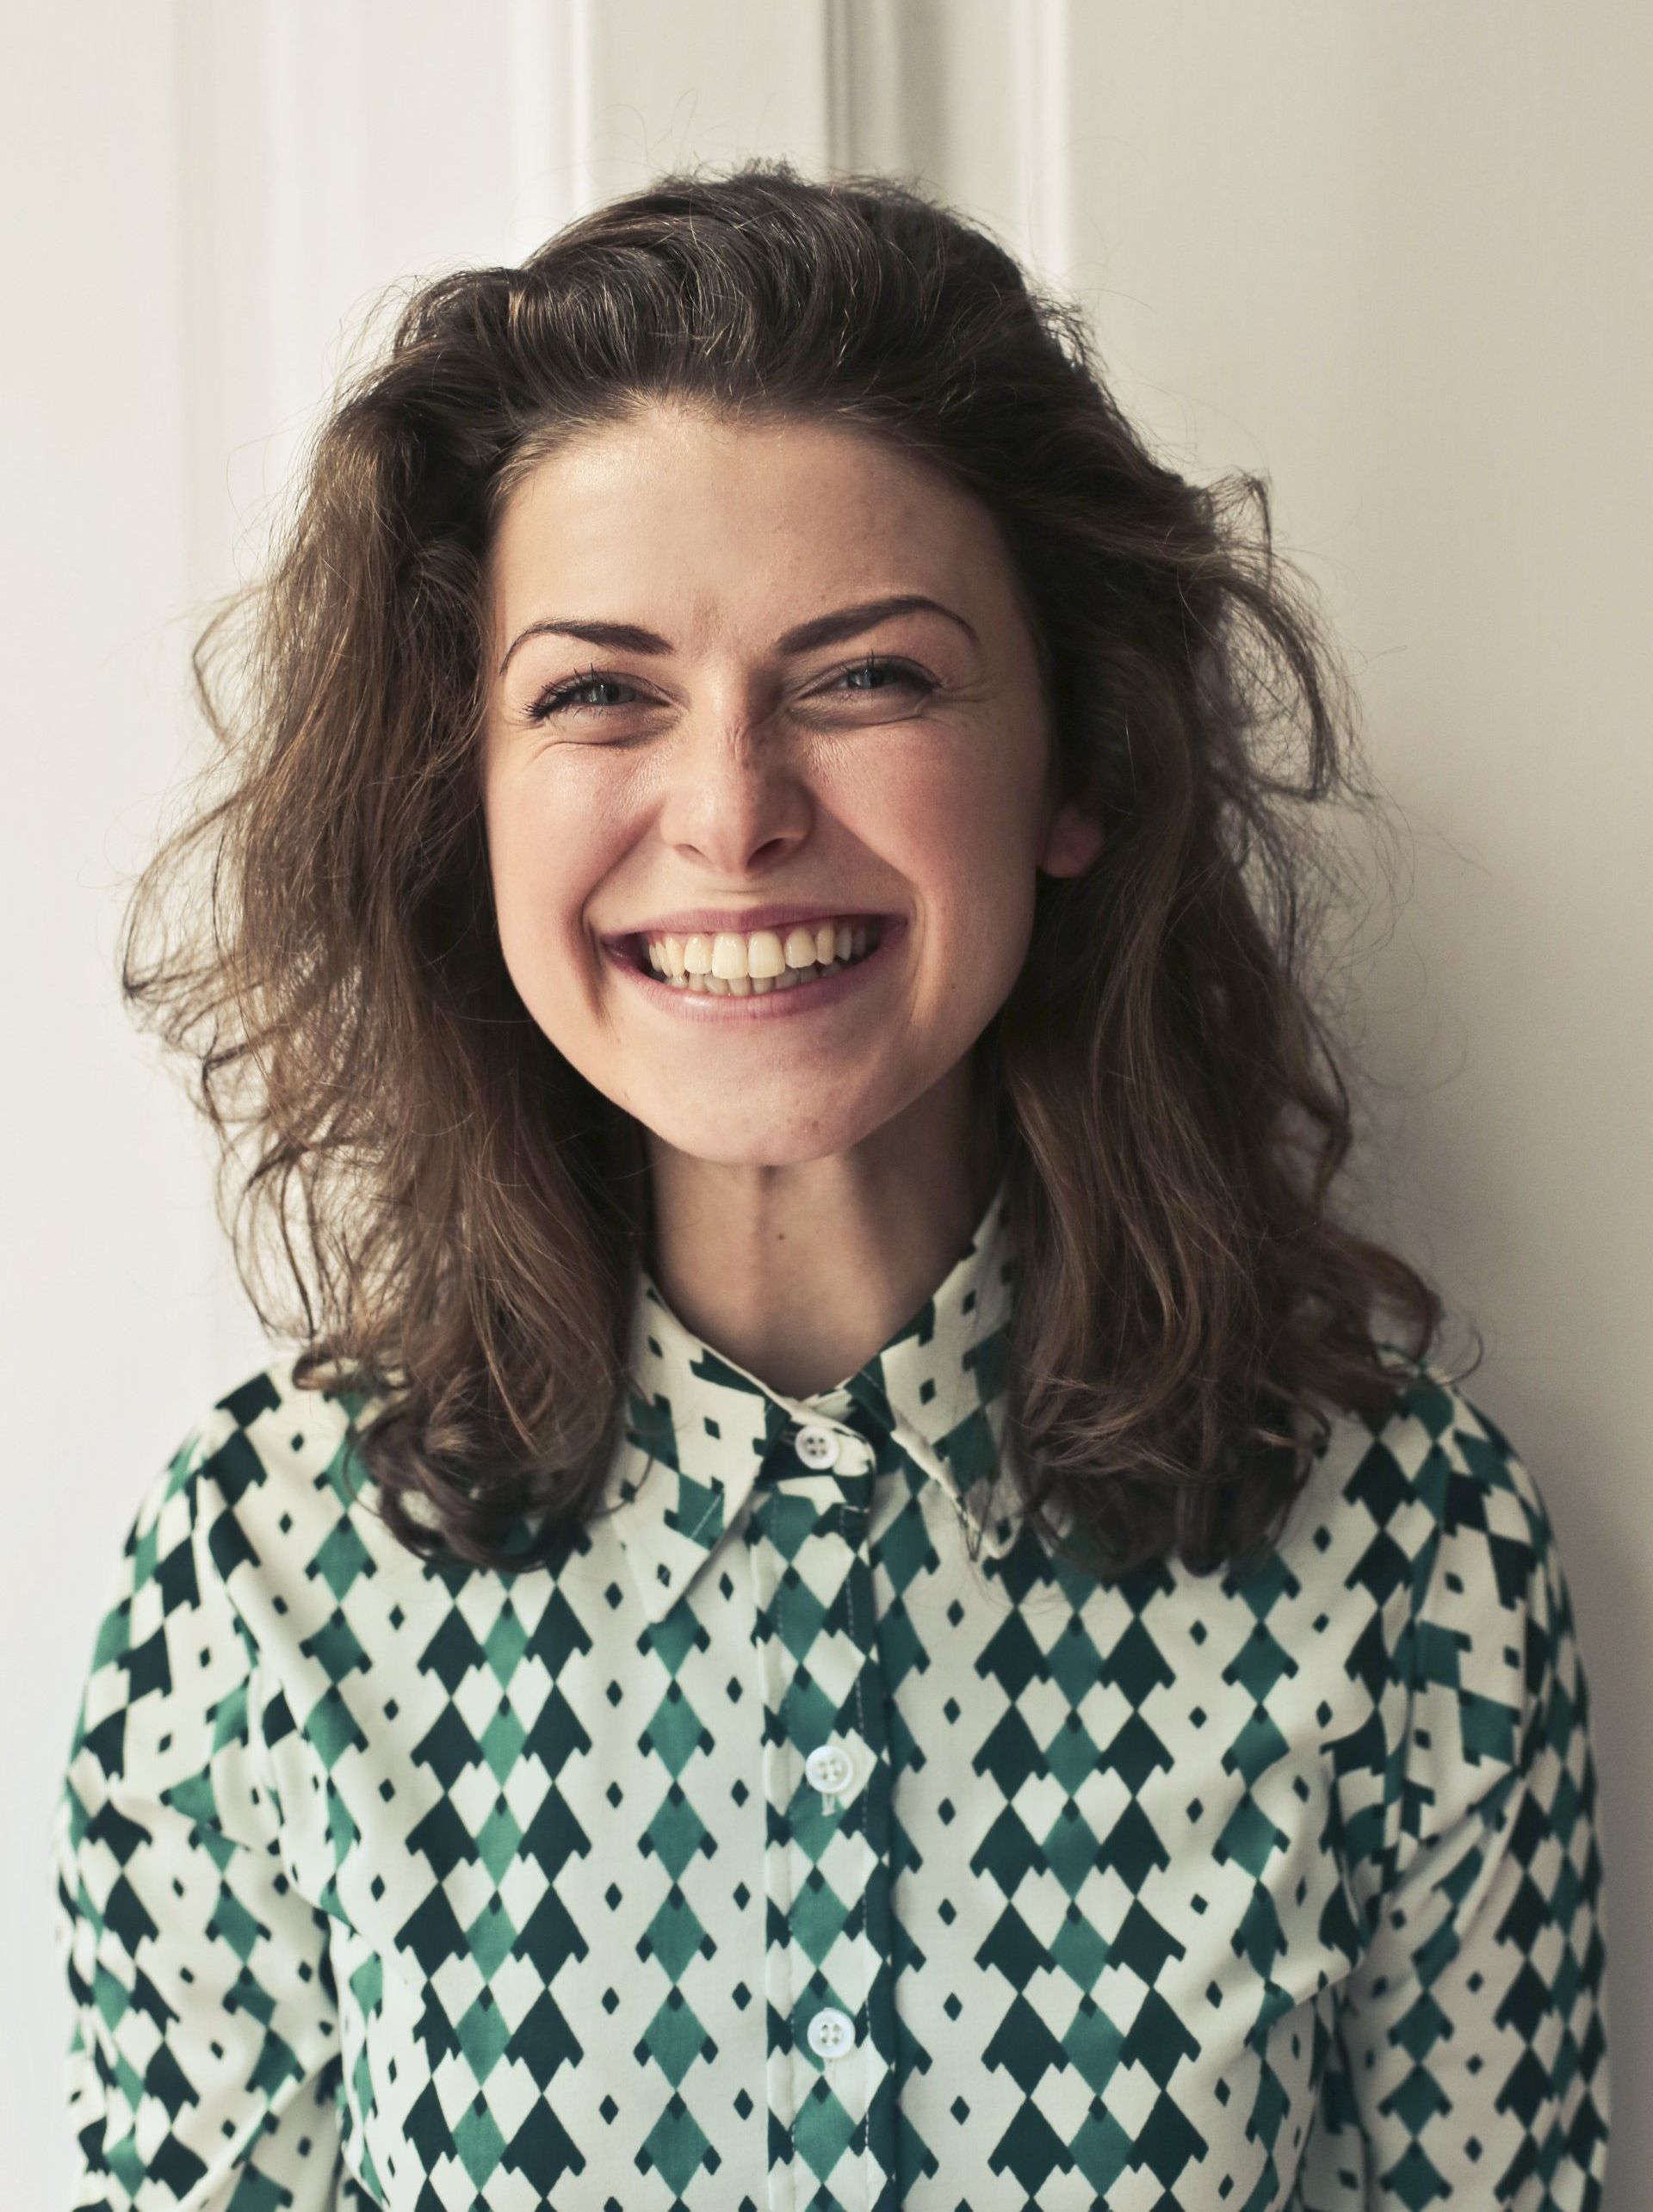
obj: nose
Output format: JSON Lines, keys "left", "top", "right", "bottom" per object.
{"left": 657, "top": 716, "right": 816, "bottom": 876}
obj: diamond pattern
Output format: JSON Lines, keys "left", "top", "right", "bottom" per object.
{"left": 50, "top": 1182, "right": 1609, "bottom": 2207}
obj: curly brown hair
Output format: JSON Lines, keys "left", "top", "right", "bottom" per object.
{"left": 120, "top": 157, "right": 1477, "bottom": 1580}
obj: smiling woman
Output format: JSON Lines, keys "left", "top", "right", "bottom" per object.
{"left": 56, "top": 160, "right": 1608, "bottom": 2209}
{"left": 478, "top": 399, "right": 1103, "bottom": 1328}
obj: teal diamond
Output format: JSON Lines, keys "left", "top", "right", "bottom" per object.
{"left": 311, "top": 1516, "right": 375, "bottom": 1603}
{"left": 641, "top": 1988, "right": 713, "bottom": 2088}
{"left": 1069, "top": 2098, "right": 1134, "bottom": 2197}
{"left": 645, "top": 1785, "right": 712, "bottom": 1883}
{"left": 1050, "top": 1906, "right": 1111, "bottom": 1993}
{"left": 794, "top": 2070, "right": 857, "bottom": 2181}
{"left": 1044, "top": 1712, "right": 1102, "bottom": 1798}
{"left": 1047, "top": 1622, "right": 1105, "bottom": 1708}
{"left": 483, "top": 1606, "right": 529, "bottom": 1686}
{"left": 760, "top": 1490, "right": 821, "bottom": 1562}
{"left": 783, "top": 1669, "right": 839, "bottom": 1749}
{"left": 1064, "top": 1990, "right": 1126, "bottom": 2095}
{"left": 642, "top": 1887, "right": 709, "bottom": 1980}
{"left": 480, "top": 1702, "right": 526, "bottom": 1782}
{"left": 640, "top": 2091, "right": 714, "bottom": 2197}
{"left": 877, "top": 1502, "right": 932, "bottom": 1597}
{"left": 464, "top": 1895, "right": 518, "bottom": 1979}
{"left": 776, "top": 1578, "right": 829, "bottom": 1663}
{"left": 1042, "top": 1801, "right": 1103, "bottom": 1900}
{"left": 455, "top": 2097, "right": 506, "bottom": 2187}
{"left": 455, "top": 1988, "right": 511, "bottom": 2084}
{"left": 643, "top": 1686, "right": 707, "bottom": 1778}
{"left": 476, "top": 1799, "right": 523, "bottom": 1884}
{"left": 792, "top": 1869, "right": 852, "bottom": 1967}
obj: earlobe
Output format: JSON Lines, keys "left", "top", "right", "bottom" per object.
{"left": 1038, "top": 800, "right": 1105, "bottom": 880}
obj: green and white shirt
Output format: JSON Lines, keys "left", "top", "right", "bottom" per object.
{"left": 52, "top": 1181, "right": 1610, "bottom": 2209}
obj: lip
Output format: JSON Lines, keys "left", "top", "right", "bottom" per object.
{"left": 605, "top": 915, "right": 907, "bottom": 1020}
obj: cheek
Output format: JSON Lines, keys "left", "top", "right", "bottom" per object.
{"left": 483, "top": 781, "right": 604, "bottom": 993}
{"left": 486, "top": 810, "right": 549, "bottom": 958}
{"left": 876, "top": 757, "right": 1044, "bottom": 971}
{"left": 937, "top": 865, "right": 1038, "bottom": 993}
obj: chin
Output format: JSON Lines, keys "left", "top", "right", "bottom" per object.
{"left": 645, "top": 1109, "right": 894, "bottom": 1171}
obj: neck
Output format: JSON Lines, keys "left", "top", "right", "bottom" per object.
{"left": 642, "top": 1057, "right": 1000, "bottom": 1400}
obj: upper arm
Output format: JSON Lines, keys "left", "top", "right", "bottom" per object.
{"left": 51, "top": 1420, "right": 346, "bottom": 2210}
{"left": 1295, "top": 1386, "right": 1611, "bottom": 2209}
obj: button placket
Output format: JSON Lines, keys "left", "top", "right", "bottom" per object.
{"left": 749, "top": 1416, "right": 890, "bottom": 2203}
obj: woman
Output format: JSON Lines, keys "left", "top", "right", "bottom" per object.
{"left": 53, "top": 161, "right": 1610, "bottom": 2209}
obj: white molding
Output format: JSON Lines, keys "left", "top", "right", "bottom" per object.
{"left": 505, "top": 0, "right": 598, "bottom": 255}
{"left": 1010, "top": 0, "right": 1073, "bottom": 288}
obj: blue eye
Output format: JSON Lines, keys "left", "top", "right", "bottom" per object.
{"left": 527, "top": 667, "right": 637, "bottom": 722}
{"left": 524, "top": 652, "right": 934, "bottom": 725}
{"left": 836, "top": 653, "right": 933, "bottom": 697}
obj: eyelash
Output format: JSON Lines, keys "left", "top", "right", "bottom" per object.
{"left": 524, "top": 652, "right": 935, "bottom": 725}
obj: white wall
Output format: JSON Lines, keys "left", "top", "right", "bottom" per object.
{"left": 4, "top": 3, "right": 1645, "bottom": 2202}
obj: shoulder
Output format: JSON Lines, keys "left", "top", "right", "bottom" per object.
{"left": 115, "top": 1350, "right": 383, "bottom": 1632}
{"left": 1285, "top": 1350, "right": 1582, "bottom": 1772}
{"left": 1298, "top": 1349, "right": 1561, "bottom": 1593}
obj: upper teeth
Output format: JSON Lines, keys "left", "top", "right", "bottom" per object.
{"left": 647, "top": 918, "right": 876, "bottom": 980}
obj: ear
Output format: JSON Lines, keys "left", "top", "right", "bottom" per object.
{"left": 1037, "top": 797, "right": 1105, "bottom": 880}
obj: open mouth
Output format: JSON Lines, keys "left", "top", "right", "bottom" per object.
{"left": 621, "top": 917, "right": 889, "bottom": 996}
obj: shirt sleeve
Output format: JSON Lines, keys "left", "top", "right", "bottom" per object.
{"left": 50, "top": 1418, "right": 349, "bottom": 2209}
{"left": 1295, "top": 1387, "right": 1611, "bottom": 2209}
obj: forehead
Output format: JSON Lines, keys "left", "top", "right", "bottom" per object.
{"left": 485, "top": 402, "right": 1013, "bottom": 646}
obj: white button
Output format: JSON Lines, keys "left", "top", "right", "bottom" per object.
{"left": 804, "top": 1743, "right": 854, "bottom": 1795}
{"left": 794, "top": 1423, "right": 842, "bottom": 1469}
{"left": 807, "top": 2006, "right": 856, "bottom": 2060}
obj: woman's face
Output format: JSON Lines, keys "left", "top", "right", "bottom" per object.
{"left": 480, "top": 400, "right": 1102, "bottom": 1170}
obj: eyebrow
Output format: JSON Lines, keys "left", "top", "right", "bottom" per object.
{"left": 497, "top": 591, "right": 978, "bottom": 678}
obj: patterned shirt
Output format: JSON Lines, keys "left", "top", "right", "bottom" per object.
{"left": 52, "top": 1179, "right": 1610, "bottom": 2210}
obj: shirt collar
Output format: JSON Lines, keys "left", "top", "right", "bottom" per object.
{"left": 601, "top": 1177, "right": 1024, "bottom": 1623}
